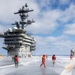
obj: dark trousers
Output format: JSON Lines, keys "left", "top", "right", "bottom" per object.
{"left": 15, "top": 62, "right": 18, "bottom": 68}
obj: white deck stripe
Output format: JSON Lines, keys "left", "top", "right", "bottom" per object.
{"left": 0, "top": 64, "right": 14, "bottom": 69}
{"left": 60, "top": 61, "right": 74, "bottom": 75}
{"left": 0, "top": 61, "right": 32, "bottom": 69}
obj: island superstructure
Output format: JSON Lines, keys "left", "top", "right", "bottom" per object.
{"left": 0, "top": 3, "right": 36, "bottom": 58}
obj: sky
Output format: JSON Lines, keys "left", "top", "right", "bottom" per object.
{"left": 0, "top": 0, "right": 75, "bottom": 55}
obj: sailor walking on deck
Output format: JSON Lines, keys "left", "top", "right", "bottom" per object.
{"left": 52, "top": 54, "right": 56, "bottom": 66}
{"left": 70, "top": 54, "right": 73, "bottom": 60}
{"left": 40, "top": 55, "right": 46, "bottom": 68}
{"left": 14, "top": 55, "right": 19, "bottom": 68}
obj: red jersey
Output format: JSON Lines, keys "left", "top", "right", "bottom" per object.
{"left": 14, "top": 57, "right": 18, "bottom": 62}
{"left": 42, "top": 56, "right": 45, "bottom": 63}
{"left": 70, "top": 55, "right": 72, "bottom": 59}
{"left": 52, "top": 56, "right": 56, "bottom": 60}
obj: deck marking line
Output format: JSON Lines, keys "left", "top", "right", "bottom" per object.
{"left": 60, "top": 61, "right": 74, "bottom": 75}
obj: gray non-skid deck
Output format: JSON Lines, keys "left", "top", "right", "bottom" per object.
{"left": 6, "top": 60, "right": 64, "bottom": 75}
{"left": 0, "top": 57, "right": 75, "bottom": 75}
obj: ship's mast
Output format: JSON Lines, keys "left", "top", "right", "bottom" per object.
{"left": 0, "top": 3, "right": 36, "bottom": 57}
{"left": 13, "top": 3, "right": 35, "bottom": 29}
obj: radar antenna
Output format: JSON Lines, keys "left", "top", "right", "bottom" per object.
{"left": 14, "top": 3, "right": 35, "bottom": 29}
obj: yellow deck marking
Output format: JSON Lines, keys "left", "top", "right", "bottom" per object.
{"left": 65, "top": 62, "right": 73, "bottom": 70}
{"left": 60, "top": 61, "right": 74, "bottom": 75}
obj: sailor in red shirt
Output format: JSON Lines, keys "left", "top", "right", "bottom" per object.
{"left": 40, "top": 55, "right": 46, "bottom": 68}
{"left": 14, "top": 55, "right": 19, "bottom": 68}
{"left": 70, "top": 54, "right": 73, "bottom": 60}
{"left": 52, "top": 54, "right": 56, "bottom": 66}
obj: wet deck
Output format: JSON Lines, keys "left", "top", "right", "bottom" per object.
{"left": 0, "top": 57, "right": 75, "bottom": 75}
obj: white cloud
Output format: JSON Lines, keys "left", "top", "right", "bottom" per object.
{"left": 33, "top": 35, "right": 75, "bottom": 55}
{"left": 26, "top": 4, "right": 75, "bottom": 35}
{"left": 36, "top": 0, "right": 51, "bottom": 8}
{"left": 59, "top": 4, "right": 75, "bottom": 23}
{"left": 63, "top": 23, "right": 75, "bottom": 35}
{"left": 59, "top": 0, "right": 71, "bottom": 5}
{"left": 26, "top": 9, "right": 61, "bottom": 34}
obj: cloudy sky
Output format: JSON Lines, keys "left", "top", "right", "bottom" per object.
{"left": 0, "top": 0, "right": 75, "bottom": 55}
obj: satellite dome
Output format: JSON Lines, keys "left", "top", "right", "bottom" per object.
{"left": 13, "top": 27, "right": 18, "bottom": 30}
{"left": 8, "top": 28, "right": 12, "bottom": 32}
{"left": 14, "top": 27, "right": 18, "bottom": 29}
